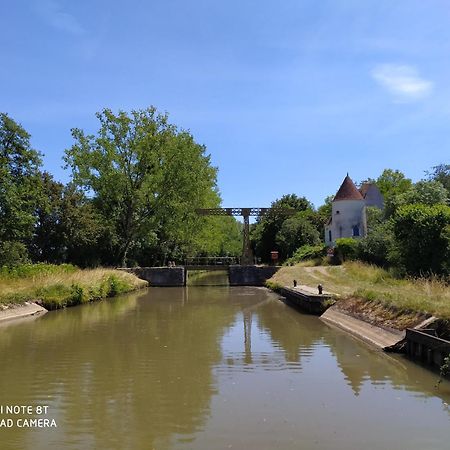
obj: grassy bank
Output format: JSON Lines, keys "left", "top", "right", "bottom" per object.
{"left": 268, "top": 261, "right": 450, "bottom": 320}
{"left": 0, "top": 264, "right": 148, "bottom": 310}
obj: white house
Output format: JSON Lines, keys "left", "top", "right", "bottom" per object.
{"left": 324, "top": 174, "right": 383, "bottom": 246}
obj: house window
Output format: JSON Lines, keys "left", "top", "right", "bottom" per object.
{"left": 352, "top": 225, "right": 360, "bottom": 237}
{"left": 328, "top": 230, "right": 332, "bottom": 242}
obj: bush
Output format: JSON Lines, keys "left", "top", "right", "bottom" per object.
{"left": 284, "top": 244, "right": 327, "bottom": 266}
{"left": 335, "top": 238, "right": 358, "bottom": 262}
{"left": 0, "top": 241, "right": 29, "bottom": 267}
{"left": 105, "top": 275, "right": 130, "bottom": 296}
{"left": 392, "top": 204, "right": 450, "bottom": 275}
{"left": 357, "top": 221, "right": 395, "bottom": 267}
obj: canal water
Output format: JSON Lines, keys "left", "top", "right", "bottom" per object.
{"left": 0, "top": 286, "right": 449, "bottom": 450}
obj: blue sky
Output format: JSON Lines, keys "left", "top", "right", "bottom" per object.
{"left": 1, "top": 0, "right": 449, "bottom": 208}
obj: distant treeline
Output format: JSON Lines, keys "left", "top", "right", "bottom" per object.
{"left": 1, "top": 109, "right": 449, "bottom": 274}
{"left": 251, "top": 167, "right": 450, "bottom": 276}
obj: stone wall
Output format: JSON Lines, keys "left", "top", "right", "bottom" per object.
{"left": 123, "top": 267, "right": 185, "bottom": 287}
{"left": 228, "top": 265, "right": 280, "bottom": 286}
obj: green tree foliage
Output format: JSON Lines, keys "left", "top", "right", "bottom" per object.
{"left": 30, "top": 173, "right": 104, "bottom": 266}
{"left": 427, "top": 164, "right": 450, "bottom": 196}
{"left": 192, "top": 216, "right": 242, "bottom": 257}
{"left": 376, "top": 169, "right": 412, "bottom": 216}
{"left": 356, "top": 207, "right": 394, "bottom": 267}
{"left": 335, "top": 237, "right": 358, "bottom": 262}
{"left": 395, "top": 180, "right": 448, "bottom": 207}
{"left": 357, "top": 220, "right": 395, "bottom": 267}
{"left": 392, "top": 204, "right": 450, "bottom": 275}
{"left": 64, "top": 108, "right": 220, "bottom": 266}
{"left": 0, "top": 113, "right": 42, "bottom": 264}
{"left": 251, "top": 194, "right": 313, "bottom": 262}
{"left": 0, "top": 241, "right": 29, "bottom": 267}
{"left": 275, "top": 213, "right": 320, "bottom": 258}
{"left": 284, "top": 244, "right": 327, "bottom": 266}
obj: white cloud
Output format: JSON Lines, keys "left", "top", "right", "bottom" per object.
{"left": 34, "top": 0, "right": 86, "bottom": 35}
{"left": 371, "top": 64, "right": 433, "bottom": 101}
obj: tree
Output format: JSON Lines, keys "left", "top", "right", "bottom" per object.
{"left": 357, "top": 220, "right": 395, "bottom": 267}
{"left": 376, "top": 169, "right": 412, "bottom": 198}
{"left": 251, "top": 194, "right": 313, "bottom": 262}
{"left": 0, "top": 113, "right": 42, "bottom": 264}
{"left": 426, "top": 164, "right": 450, "bottom": 196}
{"left": 64, "top": 108, "right": 219, "bottom": 266}
{"left": 375, "top": 169, "right": 412, "bottom": 216}
{"left": 29, "top": 173, "right": 104, "bottom": 266}
{"left": 192, "top": 216, "right": 242, "bottom": 257}
{"left": 395, "top": 180, "right": 448, "bottom": 207}
{"left": 392, "top": 204, "right": 450, "bottom": 275}
{"left": 275, "top": 213, "right": 320, "bottom": 258}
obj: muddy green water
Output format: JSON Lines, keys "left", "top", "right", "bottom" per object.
{"left": 0, "top": 286, "right": 449, "bottom": 450}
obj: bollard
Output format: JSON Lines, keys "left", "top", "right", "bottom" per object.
{"left": 318, "top": 284, "right": 323, "bottom": 295}
{"left": 293, "top": 280, "right": 297, "bottom": 287}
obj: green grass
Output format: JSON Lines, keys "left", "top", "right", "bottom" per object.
{"left": 0, "top": 264, "right": 148, "bottom": 310}
{"left": 269, "top": 261, "right": 450, "bottom": 319}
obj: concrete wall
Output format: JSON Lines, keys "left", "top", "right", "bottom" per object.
{"left": 123, "top": 267, "right": 185, "bottom": 287}
{"left": 124, "top": 265, "right": 279, "bottom": 287}
{"left": 228, "top": 265, "right": 280, "bottom": 286}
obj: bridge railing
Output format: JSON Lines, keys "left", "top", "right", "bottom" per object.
{"left": 184, "top": 256, "right": 239, "bottom": 266}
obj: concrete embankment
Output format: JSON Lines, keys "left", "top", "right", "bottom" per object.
{"left": 277, "top": 285, "right": 335, "bottom": 314}
{"left": 271, "top": 283, "right": 440, "bottom": 353}
{"left": 0, "top": 302, "right": 48, "bottom": 325}
{"left": 320, "top": 306, "right": 405, "bottom": 350}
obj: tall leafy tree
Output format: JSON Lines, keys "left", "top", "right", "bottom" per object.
{"left": 275, "top": 212, "right": 320, "bottom": 258}
{"left": 392, "top": 204, "right": 450, "bottom": 275}
{"left": 251, "top": 194, "right": 313, "bottom": 262}
{"left": 64, "top": 108, "right": 219, "bottom": 266}
{"left": 426, "top": 163, "right": 450, "bottom": 197}
{"left": 0, "top": 113, "right": 42, "bottom": 262}
{"left": 31, "top": 173, "right": 103, "bottom": 266}
{"left": 375, "top": 169, "right": 412, "bottom": 216}
{"left": 396, "top": 180, "right": 448, "bottom": 207}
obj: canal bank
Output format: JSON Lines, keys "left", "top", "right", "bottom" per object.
{"left": 266, "top": 262, "right": 450, "bottom": 375}
{"left": 0, "top": 265, "right": 148, "bottom": 324}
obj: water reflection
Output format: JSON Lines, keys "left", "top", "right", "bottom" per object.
{"left": 0, "top": 286, "right": 449, "bottom": 450}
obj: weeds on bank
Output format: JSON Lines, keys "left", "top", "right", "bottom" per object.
{"left": 0, "top": 264, "right": 147, "bottom": 310}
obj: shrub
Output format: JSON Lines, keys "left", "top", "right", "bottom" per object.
{"left": 284, "top": 244, "right": 327, "bottom": 266}
{"left": 106, "top": 275, "right": 130, "bottom": 296}
{"left": 357, "top": 221, "right": 394, "bottom": 267}
{"left": 0, "top": 241, "right": 29, "bottom": 268}
{"left": 392, "top": 204, "right": 450, "bottom": 275}
{"left": 335, "top": 238, "right": 358, "bottom": 262}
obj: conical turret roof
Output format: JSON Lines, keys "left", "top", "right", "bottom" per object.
{"left": 333, "top": 174, "right": 364, "bottom": 201}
